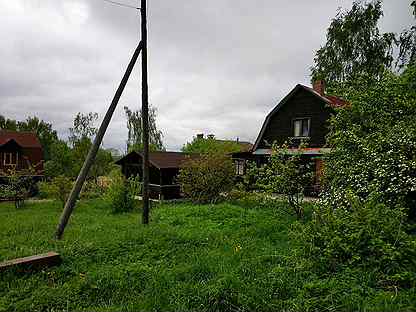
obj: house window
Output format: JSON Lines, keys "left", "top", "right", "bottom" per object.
{"left": 235, "top": 159, "right": 245, "bottom": 175}
{"left": 293, "top": 118, "right": 310, "bottom": 137}
{"left": 3, "top": 153, "right": 17, "bottom": 165}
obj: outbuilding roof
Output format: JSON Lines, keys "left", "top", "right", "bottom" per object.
{"left": 0, "top": 130, "right": 42, "bottom": 148}
{"left": 115, "top": 151, "right": 200, "bottom": 169}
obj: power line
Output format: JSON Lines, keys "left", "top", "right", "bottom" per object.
{"left": 99, "top": 0, "right": 140, "bottom": 10}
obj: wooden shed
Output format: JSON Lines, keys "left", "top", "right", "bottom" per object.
{"left": 115, "top": 151, "right": 199, "bottom": 200}
{"left": 0, "top": 130, "right": 44, "bottom": 177}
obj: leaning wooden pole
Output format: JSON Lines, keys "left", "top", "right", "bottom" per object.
{"left": 55, "top": 42, "right": 143, "bottom": 239}
{"left": 141, "top": 0, "right": 150, "bottom": 224}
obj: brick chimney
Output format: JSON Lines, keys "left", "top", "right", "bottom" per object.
{"left": 312, "top": 80, "right": 326, "bottom": 95}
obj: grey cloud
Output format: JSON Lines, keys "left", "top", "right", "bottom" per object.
{"left": 0, "top": 0, "right": 413, "bottom": 152}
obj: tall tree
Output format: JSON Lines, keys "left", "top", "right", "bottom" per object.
{"left": 311, "top": 0, "right": 395, "bottom": 85}
{"left": 0, "top": 115, "right": 17, "bottom": 131}
{"left": 68, "top": 112, "right": 98, "bottom": 146}
{"left": 67, "top": 112, "right": 112, "bottom": 180}
{"left": 124, "top": 105, "right": 163, "bottom": 152}
{"left": 396, "top": 1, "right": 416, "bottom": 69}
{"left": 44, "top": 140, "right": 75, "bottom": 178}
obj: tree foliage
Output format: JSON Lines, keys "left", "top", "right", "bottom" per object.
{"left": 44, "top": 112, "right": 113, "bottom": 180}
{"left": 396, "top": 1, "right": 416, "bottom": 69}
{"left": 311, "top": 0, "right": 416, "bottom": 85}
{"left": 44, "top": 139, "right": 75, "bottom": 178}
{"left": 177, "top": 154, "right": 235, "bottom": 203}
{"left": 295, "top": 197, "right": 416, "bottom": 289}
{"left": 322, "top": 66, "right": 416, "bottom": 212}
{"left": 0, "top": 167, "right": 35, "bottom": 208}
{"left": 104, "top": 168, "right": 141, "bottom": 213}
{"left": 69, "top": 112, "right": 98, "bottom": 147}
{"left": 253, "top": 144, "right": 313, "bottom": 219}
{"left": 0, "top": 115, "right": 17, "bottom": 131}
{"left": 298, "top": 5, "right": 416, "bottom": 292}
{"left": 45, "top": 176, "right": 73, "bottom": 208}
{"left": 182, "top": 135, "right": 245, "bottom": 155}
{"left": 311, "top": 0, "right": 395, "bottom": 84}
{"left": 124, "top": 106, "right": 164, "bottom": 152}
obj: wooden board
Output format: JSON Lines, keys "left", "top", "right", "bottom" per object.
{"left": 0, "top": 252, "right": 62, "bottom": 272}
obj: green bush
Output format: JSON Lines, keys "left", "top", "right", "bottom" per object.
{"left": 251, "top": 144, "right": 313, "bottom": 219}
{"left": 294, "top": 196, "right": 416, "bottom": 289}
{"left": 80, "top": 180, "right": 106, "bottom": 199}
{"left": 177, "top": 154, "right": 235, "bottom": 204}
{"left": 226, "top": 190, "right": 279, "bottom": 210}
{"left": 37, "top": 181, "right": 55, "bottom": 199}
{"left": 104, "top": 170, "right": 140, "bottom": 214}
{"left": 0, "top": 184, "right": 14, "bottom": 200}
{"left": 38, "top": 176, "right": 73, "bottom": 207}
{"left": 0, "top": 167, "right": 35, "bottom": 208}
{"left": 322, "top": 67, "right": 416, "bottom": 211}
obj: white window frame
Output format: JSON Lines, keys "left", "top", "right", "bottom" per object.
{"left": 3, "top": 152, "right": 18, "bottom": 165}
{"left": 235, "top": 159, "right": 245, "bottom": 176}
{"left": 293, "top": 118, "right": 311, "bottom": 137}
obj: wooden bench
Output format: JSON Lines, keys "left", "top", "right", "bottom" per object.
{"left": 0, "top": 252, "right": 62, "bottom": 272}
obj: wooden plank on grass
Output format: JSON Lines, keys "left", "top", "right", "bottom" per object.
{"left": 0, "top": 252, "right": 62, "bottom": 272}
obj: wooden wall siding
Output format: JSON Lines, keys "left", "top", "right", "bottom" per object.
{"left": 161, "top": 168, "right": 179, "bottom": 185}
{"left": 258, "top": 89, "right": 333, "bottom": 149}
{"left": 0, "top": 148, "right": 42, "bottom": 172}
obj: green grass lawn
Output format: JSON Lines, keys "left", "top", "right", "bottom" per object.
{"left": 0, "top": 199, "right": 414, "bottom": 311}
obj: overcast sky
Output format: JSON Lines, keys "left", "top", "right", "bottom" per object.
{"left": 0, "top": 0, "right": 413, "bottom": 152}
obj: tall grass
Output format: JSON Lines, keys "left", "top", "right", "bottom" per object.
{"left": 0, "top": 199, "right": 414, "bottom": 311}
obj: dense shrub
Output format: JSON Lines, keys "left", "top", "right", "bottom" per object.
{"left": 0, "top": 167, "right": 35, "bottom": 208}
{"left": 177, "top": 154, "right": 235, "bottom": 203}
{"left": 38, "top": 176, "right": 73, "bottom": 207}
{"left": 37, "top": 181, "right": 54, "bottom": 199}
{"left": 322, "top": 67, "right": 416, "bottom": 212}
{"left": 80, "top": 180, "right": 106, "bottom": 199}
{"left": 0, "top": 184, "right": 14, "bottom": 199}
{"left": 226, "top": 190, "right": 275, "bottom": 209}
{"left": 293, "top": 196, "right": 416, "bottom": 289}
{"left": 251, "top": 144, "right": 313, "bottom": 219}
{"left": 104, "top": 169, "right": 141, "bottom": 213}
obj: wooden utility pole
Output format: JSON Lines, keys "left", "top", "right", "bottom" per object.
{"left": 141, "top": 0, "right": 150, "bottom": 224}
{"left": 55, "top": 42, "right": 143, "bottom": 239}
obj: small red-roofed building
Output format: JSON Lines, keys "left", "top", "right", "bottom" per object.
{"left": 0, "top": 130, "right": 44, "bottom": 177}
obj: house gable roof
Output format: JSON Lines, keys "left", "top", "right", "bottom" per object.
{"left": 0, "top": 130, "right": 42, "bottom": 148}
{"left": 115, "top": 151, "right": 200, "bottom": 169}
{"left": 252, "top": 84, "right": 348, "bottom": 151}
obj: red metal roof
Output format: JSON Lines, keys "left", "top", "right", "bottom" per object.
{"left": 304, "top": 86, "right": 349, "bottom": 108}
{"left": 0, "top": 130, "right": 42, "bottom": 148}
{"left": 116, "top": 151, "right": 200, "bottom": 169}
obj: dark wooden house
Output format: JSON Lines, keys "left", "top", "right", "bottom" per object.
{"left": 232, "top": 80, "right": 348, "bottom": 193}
{"left": 0, "top": 130, "right": 44, "bottom": 177}
{"left": 115, "top": 151, "right": 199, "bottom": 200}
